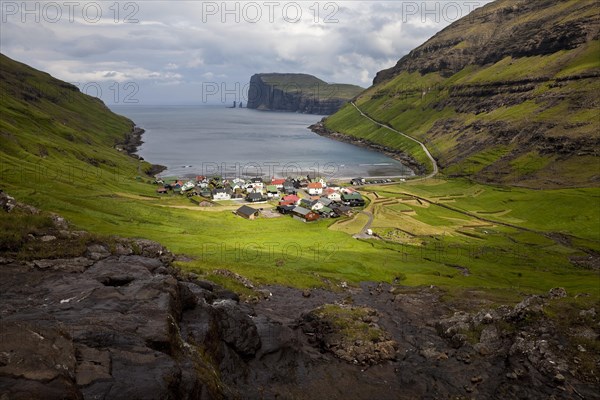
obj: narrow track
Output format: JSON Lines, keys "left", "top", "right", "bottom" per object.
{"left": 350, "top": 102, "right": 438, "bottom": 180}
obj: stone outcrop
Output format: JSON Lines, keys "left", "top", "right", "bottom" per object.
{"left": 2, "top": 193, "right": 598, "bottom": 399}
{"left": 246, "top": 73, "right": 362, "bottom": 115}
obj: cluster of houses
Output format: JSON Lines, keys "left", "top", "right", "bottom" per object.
{"left": 156, "top": 175, "right": 366, "bottom": 223}
{"left": 273, "top": 182, "right": 365, "bottom": 222}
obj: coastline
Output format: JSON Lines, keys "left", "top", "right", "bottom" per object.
{"left": 118, "top": 125, "right": 167, "bottom": 176}
{"left": 309, "top": 119, "right": 426, "bottom": 176}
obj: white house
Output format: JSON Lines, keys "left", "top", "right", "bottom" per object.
{"left": 323, "top": 188, "right": 341, "bottom": 201}
{"left": 250, "top": 178, "right": 264, "bottom": 190}
{"left": 307, "top": 182, "right": 323, "bottom": 195}
{"left": 212, "top": 188, "right": 232, "bottom": 201}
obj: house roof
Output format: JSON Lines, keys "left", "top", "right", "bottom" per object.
{"left": 271, "top": 178, "right": 286, "bottom": 185}
{"left": 236, "top": 205, "right": 259, "bottom": 217}
{"left": 300, "top": 198, "right": 318, "bottom": 207}
{"left": 292, "top": 206, "right": 312, "bottom": 216}
{"left": 318, "top": 197, "right": 333, "bottom": 206}
{"left": 333, "top": 205, "right": 352, "bottom": 213}
{"left": 266, "top": 185, "right": 278, "bottom": 192}
{"left": 320, "top": 206, "right": 333, "bottom": 213}
{"left": 342, "top": 192, "right": 363, "bottom": 200}
{"left": 212, "top": 188, "right": 232, "bottom": 194}
{"left": 307, "top": 182, "right": 323, "bottom": 189}
{"left": 282, "top": 194, "right": 299, "bottom": 202}
{"left": 246, "top": 192, "right": 264, "bottom": 199}
{"left": 251, "top": 177, "right": 263, "bottom": 183}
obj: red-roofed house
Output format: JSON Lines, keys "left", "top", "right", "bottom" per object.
{"left": 279, "top": 194, "right": 300, "bottom": 206}
{"left": 323, "top": 187, "right": 341, "bottom": 201}
{"left": 307, "top": 182, "right": 323, "bottom": 195}
{"left": 271, "top": 178, "right": 286, "bottom": 188}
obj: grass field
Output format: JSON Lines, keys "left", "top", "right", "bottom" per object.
{"left": 1, "top": 53, "right": 598, "bottom": 302}
{"left": 4, "top": 169, "right": 598, "bottom": 299}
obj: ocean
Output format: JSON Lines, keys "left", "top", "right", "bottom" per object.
{"left": 110, "top": 105, "right": 414, "bottom": 180}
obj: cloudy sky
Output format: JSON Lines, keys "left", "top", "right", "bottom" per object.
{"left": 1, "top": 1, "right": 491, "bottom": 105}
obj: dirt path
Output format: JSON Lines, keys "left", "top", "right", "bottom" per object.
{"left": 350, "top": 102, "right": 439, "bottom": 180}
{"left": 352, "top": 210, "right": 374, "bottom": 239}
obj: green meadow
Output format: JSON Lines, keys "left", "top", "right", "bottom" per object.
{"left": 3, "top": 166, "right": 598, "bottom": 299}
{"left": 1, "top": 53, "right": 598, "bottom": 301}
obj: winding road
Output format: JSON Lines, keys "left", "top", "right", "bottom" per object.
{"left": 348, "top": 102, "right": 440, "bottom": 236}
{"left": 350, "top": 102, "right": 439, "bottom": 180}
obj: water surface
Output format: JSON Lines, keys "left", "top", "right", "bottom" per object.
{"left": 111, "top": 105, "right": 413, "bottom": 179}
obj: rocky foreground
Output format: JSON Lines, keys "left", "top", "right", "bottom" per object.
{"left": 0, "top": 192, "right": 598, "bottom": 399}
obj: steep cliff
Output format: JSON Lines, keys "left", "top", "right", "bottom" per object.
{"left": 324, "top": 0, "right": 600, "bottom": 187}
{"left": 247, "top": 73, "right": 363, "bottom": 115}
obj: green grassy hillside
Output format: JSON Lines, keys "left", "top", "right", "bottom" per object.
{"left": 325, "top": 0, "right": 600, "bottom": 188}
{"left": 0, "top": 53, "right": 161, "bottom": 216}
{"left": 1, "top": 53, "right": 598, "bottom": 301}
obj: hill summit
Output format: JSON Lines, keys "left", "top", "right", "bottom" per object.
{"left": 324, "top": 0, "right": 600, "bottom": 187}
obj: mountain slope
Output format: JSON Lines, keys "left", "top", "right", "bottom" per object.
{"left": 247, "top": 73, "right": 363, "bottom": 114}
{"left": 0, "top": 53, "right": 158, "bottom": 211}
{"left": 324, "top": 0, "right": 600, "bottom": 187}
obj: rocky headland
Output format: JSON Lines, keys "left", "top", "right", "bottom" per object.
{"left": 247, "top": 73, "right": 363, "bottom": 115}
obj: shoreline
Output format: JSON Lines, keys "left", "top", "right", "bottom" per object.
{"left": 309, "top": 119, "right": 426, "bottom": 176}
{"left": 125, "top": 116, "right": 417, "bottom": 181}
{"left": 118, "top": 125, "right": 167, "bottom": 176}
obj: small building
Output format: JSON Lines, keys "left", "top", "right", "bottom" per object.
{"left": 282, "top": 181, "right": 297, "bottom": 194}
{"left": 307, "top": 182, "right": 323, "bottom": 195}
{"left": 212, "top": 188, "right": 232, "bottom": 201}
{"left": 266, "top": 185, "right": 280, "bottom": 198}
{"left": 279, "top": 194, "right": 300, "bottom": 206}
{"left": 299, "top": 198, "right": 318, "bottom": 209}
{"left": 332, "top": 205, "right": 353, "bottom": 216}
{"left": 245, "top": 192, "right": 266, "bottom": 203}
{"left": 342, "top": 192, "right": 365, "bottom": 207}
{"left": 181, "top": 181, "right": 196, "bottom": 192}
{"left": 250, "top": 177, "right": 264, "bottom": 190}
{"left": 317, "top": 197, "right": 333, "bottom": 207}
{"left": 235, "top": 205, "right": 259, "bottom": 220}
{"left": 318, "top": 206, "right": 337, "bottom": 218}
{"left": 156, "top": 187, "right": 168, "bottom": 194}
{"left": 276, "top": 205, "right": 296, "bottom": 215}
{"left": 271, "top": 178, "right": 286, "bottom": 188}
{"left": 323, "top": 188, "right": 341, "bottom": 201}
{"left": 291, "top": 206, "right": 320, "bottom": 222}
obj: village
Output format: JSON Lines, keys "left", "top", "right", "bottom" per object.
{"left": 154, "top": 175, "right": 370, "bottom": 222}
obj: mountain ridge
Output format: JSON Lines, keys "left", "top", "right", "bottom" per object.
{"left": 324, "top": 0, "right": 600, "bottom": 188}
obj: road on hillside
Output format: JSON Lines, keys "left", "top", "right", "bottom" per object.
{"left": 352, "top": 210, "right": 375, "bottom": 239}
{"left": 350, "top": 102, "right": 439, "bottom": 180}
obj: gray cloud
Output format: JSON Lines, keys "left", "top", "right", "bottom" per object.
{"left": 1, "top": 1, "right": 491, "bottom": 104}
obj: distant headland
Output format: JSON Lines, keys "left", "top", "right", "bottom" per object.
{"left": 246, "top": 73, "right": 363, "bottom": 115}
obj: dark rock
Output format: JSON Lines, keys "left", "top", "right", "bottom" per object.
{"left": 213, "top": 300, "right": 261, "bottom": 357}
{"left": 548, "top": 287, "right": 567, "bottom": 299}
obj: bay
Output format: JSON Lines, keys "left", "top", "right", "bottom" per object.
{"left": 110, "top": 105, "right": 414, "bottom": 179}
